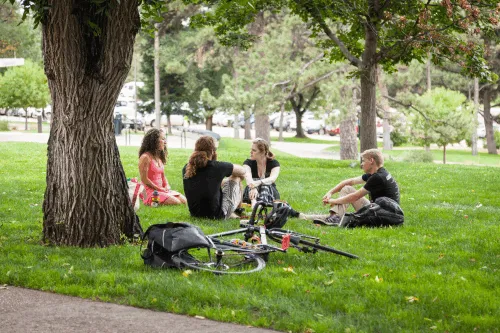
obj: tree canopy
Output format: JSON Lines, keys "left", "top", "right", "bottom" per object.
{"left": 184, "top": 0, "right": 500, "bottom": 151}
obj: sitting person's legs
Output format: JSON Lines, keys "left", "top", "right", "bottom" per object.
{"left": 221, "top": 175, "right": 243, "bottom": 219}
{"left": 329, "top": 185, "right": 370, "bottom": 217}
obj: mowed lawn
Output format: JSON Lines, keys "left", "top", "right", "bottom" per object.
{"left": 0, "top": 140, "right": 499, "bottom": 333}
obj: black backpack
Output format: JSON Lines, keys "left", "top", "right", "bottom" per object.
{"left": 141, "top": 222, "right": 210, "bottom": 268}
{"left": 340, "top": 197, "right": 404, "bottom": 228}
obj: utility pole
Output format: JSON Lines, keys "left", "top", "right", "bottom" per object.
{"left": 154, "top": 23, "right": 161, "bottom": 130}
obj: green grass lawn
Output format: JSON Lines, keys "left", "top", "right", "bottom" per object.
{"left": 0, "top": 141, "right": 499, "bottom": 332}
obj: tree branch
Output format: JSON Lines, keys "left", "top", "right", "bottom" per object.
{"left": 298, "top": 1, "right": 361, "bottom": 67}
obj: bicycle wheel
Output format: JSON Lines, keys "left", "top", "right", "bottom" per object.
{"left": 297, "top": 238, "right": 359, "bottom": 259}
{"left": 172, "top": 246, "right": 266, "bottom": 274}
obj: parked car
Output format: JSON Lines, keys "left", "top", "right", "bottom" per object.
{"left": 238, "top": 114, "right": 255, "bottom": 128}
{"left": 303, "top": 114, "right": 326, "bottom": 135}
{"left": 326, "top": 125, "right": 358, "bottom": 136}
{"left": 144, "top": 113, "right": 185, "bottom": 128}
{"left": 213, "top": 111, "right": 233, "bottom": 127}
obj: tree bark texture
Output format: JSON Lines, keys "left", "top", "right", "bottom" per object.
{"left": 206, "top": 115, "right": 213, "bottom": 131}
{"left": 340, "top": 87, "right": 358, "bottom": 160}
{"left": 483, "top": 88, "right": 498, "bottom": 154}
{"left": 244, "top": 109, "right": 252, "bottom": 140}
{"left": 359, "top": 22, "right": 378, "bottom": 153}
{"left": 255, "top": 112, "right": 270, "bottom": 143}
{"left": 42, "top": 0, "right": 140, "bottom": 246}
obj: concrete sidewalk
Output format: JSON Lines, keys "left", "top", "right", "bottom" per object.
{"left": 0, "top": 285, "right": 278, "bottom": 333}
{"left": 0, "top": 130, "right": 338, "bottom": 160}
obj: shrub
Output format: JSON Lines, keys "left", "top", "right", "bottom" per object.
{"left": 390, "top": 129, "right": 408, "bottom": 147}
{"left": 0, "top": 121, "right": 9, "bottom": 132}
{"left": 401, "top": 150, "right": 434, "bottom": 163}
{"left": 495, "top": 131, "right": 500, "bottom": 149}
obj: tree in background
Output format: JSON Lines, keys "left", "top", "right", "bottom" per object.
{"left": 0, "top": 2, "right": 42, "bottom": 65}
{"left": 0, "top": 60, "right": 49, "bottom": 130}
{"left": 402, "top": 87, "right": 473, "bottom": 164}
{"left": 139, "top": 7, "right": 231, "bottom": 131}
{"left": 186, "top": 0, "right": 499, "bottom": 153}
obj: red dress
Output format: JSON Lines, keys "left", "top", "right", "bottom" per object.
{"left": 140, "top": 153, "right": 182, "bottom": 206}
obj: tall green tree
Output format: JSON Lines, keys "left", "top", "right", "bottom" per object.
{"left": 5, "top": 0, "right": 168, "bottom": 246}
{"left": 0, "top": 60, "right": 50, "bottom": 130}
{"left": 185, "top": 0, "right": 499, "bottom": 152}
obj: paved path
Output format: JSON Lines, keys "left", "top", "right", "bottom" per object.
{"left": 0, "top": 129, "right": 338, "bottom": 159}
{"left": 0, "top": 286, "right": 278, "bottom": 333}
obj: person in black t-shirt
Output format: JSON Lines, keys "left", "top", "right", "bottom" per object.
{"left": 183, "top": 136, "right": 245, "bottom": 219}
{"left": 307, "top": 148, "right": 400, "bottom": 225}
{"left": 242, "top": 138, "right": 281, "bottom": 207}
{"left": 242, "top": 138, "right": 305, "bottom": 219}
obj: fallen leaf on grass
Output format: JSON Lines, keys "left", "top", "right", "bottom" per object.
{"left": 323, "top": 280, "right": 334, "bottom": 286}
{"left": 469, "top": 258, "right": 476, "bottom": 262}
{"left": 182, "top": 270, "right": 193, "bottom": 277}
{"left": 283, "top": 266, "right": 296, "bottom": 274}
{"left": 375, "top": 276, "right": 383, "bottom": 283}
{"left": 437, "top": 254, "right": 445, "bottom": 260}
{"left": 475, "top": 203, "right": 482, "bottom": 208}
{"left": 405, "top": 296, "right": 419, "bottom": 303}
{"left": 362, "top": 273, "right": 370, "bottom": 278}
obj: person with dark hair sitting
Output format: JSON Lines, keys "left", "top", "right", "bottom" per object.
{"left": 182, "top": 136, "right": 245, "bottom": 219}
{"left": 138, "top": 128, "right": 186, "bottom": 206}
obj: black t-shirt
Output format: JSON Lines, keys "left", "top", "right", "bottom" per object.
{"left": 182, "top": 160, "right": 233, "bottom": 219}
{"left": 243, "top": 158, "right": 280, "bottom": 180}
{"left": 362, "top": 167, "right": 400, "bottom": 203}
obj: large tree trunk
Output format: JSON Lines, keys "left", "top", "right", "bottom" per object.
{"left": 359, "top": 24, "right": 378, "bottom": 152}
{"left": 243, "top": 109, "right": 252, "bottom": 140}
{"left": 340, "top": 87, "right": 358, "bottom": 160}
{"left": 483, "top": 88, "right": 498, "bottom": 154}
{"left": 42, "top": 1, "right": 140, "bottom": 246}
{"left": 255, "top": 113, "right": 270, "bottom": 143}
{"left": 295, "top": 110, "right": 306, "bottom": 138}
{"left": 206, "top": 114, "right": 213, "bottom": 131}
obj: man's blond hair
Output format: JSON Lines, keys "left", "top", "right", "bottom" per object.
{"left": 361, "top": 149, "right": 384, "bottom": 167}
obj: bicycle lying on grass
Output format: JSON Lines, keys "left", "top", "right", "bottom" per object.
{"left": 169, "top": 201, "right": 358, "bottom": 274}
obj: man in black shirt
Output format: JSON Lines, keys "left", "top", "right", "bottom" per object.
{"left": 313, "top": 148, "right": 400, "bottom": 225}
{"left": 183, "top": 136, "right": 245, "bottom": 219}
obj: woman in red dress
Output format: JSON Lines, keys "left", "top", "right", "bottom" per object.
{"left": 138, "top": 128, "right": 186, "bottom": 206}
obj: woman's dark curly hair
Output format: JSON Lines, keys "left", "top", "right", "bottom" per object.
{"left": 138, "top": 128, "right": 167, "bottom": 164}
